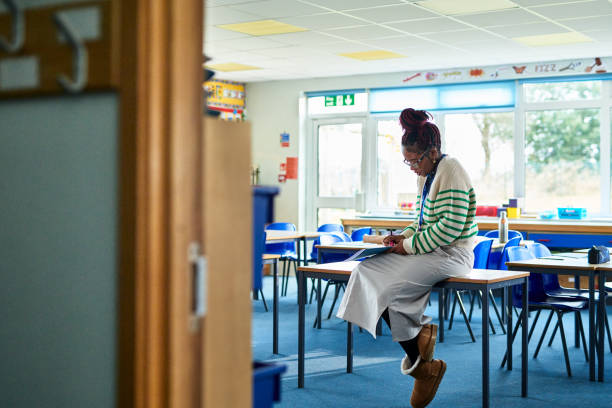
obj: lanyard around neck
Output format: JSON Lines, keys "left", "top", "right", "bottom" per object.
{"left": 418, "top": 154, "right": 446, "bottom": 230}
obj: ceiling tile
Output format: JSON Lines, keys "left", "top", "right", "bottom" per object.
{"left": 206, "top": 0, "right": 257, "bottom": 6}
{"left": 345, "top": 4, "right": 437, "bottom": 23}
{"left": 304, "top": 0, "right": 404, "bottom": 11}
{"left": 487, "top": 22, "right": 569, "bottom": 38}
{"left": 229, "top": 0, "right": 327, "bottom": 19}
{"left": 304, "top": 40, "right": 377, "bottom": 54}
{"left": 385, "top": 17, "right": 472, "bottom": 33}
{"left": 455, "top": 8, "right": 546, "bottom": 27}
{"left": 358, "top": 35, "right": 439, "bottom": 50}
{"left": 204, "top": 42, "right": 240, "bottom": 57}
{"left": 560, "top": 15, "right": 612, "bottom": 31}
{"left": 324, "top": 25, "right": 402, "bottom": 40}
{"left": 263, "top": 31, "right": 341, "bottom": 45}
{"left": 205, "top": 5, "right": 261, "bottom": 25}
{"left": 278, "top": 12, "right": 365, "bottom": 30}
{"left": 218, "top": 36, "right": 286, "bottom": 51}
{"left": 416, "top": 0, "right": 517, "bottom": 15}
{"left": 250, "top": 46, "right": 328, "bottom": 58}
{"left": 423, "top": 29, "right": 501, "bottom": 44}
{"left": 511, "top": 0, "right": 591, "bottom": 6}
{"left": 528, "top": 0, "right": 612, "bottom": 20}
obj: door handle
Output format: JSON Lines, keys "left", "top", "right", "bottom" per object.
{"left": 189, "top": 243, "right": 207, "bottom": 331}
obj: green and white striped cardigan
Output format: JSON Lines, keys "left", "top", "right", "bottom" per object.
{"left": 401, "top": 156, "right": 478, "bottom": 255}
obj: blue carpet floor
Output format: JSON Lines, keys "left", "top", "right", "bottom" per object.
{"left": 252, "top": 275, "right": 612, "bottom": 407}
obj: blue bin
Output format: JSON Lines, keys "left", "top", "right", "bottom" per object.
{"left": 253, "top": 361, "right": 287, "bottom": 408}
{"left": 558, "top": 207, "right": 586, "bottom": 219}
{"left": 252, "top": 186, "right": 279, "bottom": 290}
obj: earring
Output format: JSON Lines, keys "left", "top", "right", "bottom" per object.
{"left": 432, "top": 158, "right": 437, "bottom": 165}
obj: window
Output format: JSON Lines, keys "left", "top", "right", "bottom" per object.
{"left": 317, "top": 208, "right": 356, "bottom": 227}
{"left": 524, "top": 108, "right": 600, "bottom": 212}
{"left": 524, "top": 81, "right": 601, "bottom": 103}
{"left": 317, "top": 123, "right": 362, "bottom": 197}
{"left": 376, "top": 119, "right": 418, "bottom": 208}
{"left": 444, "top": 112, "right": 514, "bottom": 206}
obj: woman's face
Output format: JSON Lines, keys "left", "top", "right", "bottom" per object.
{"left": 402, "top": 145, "right": 437, "bottom": 177}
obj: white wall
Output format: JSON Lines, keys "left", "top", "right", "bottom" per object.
{"left": 246, "top": 70, "right": 410, "bottom": 228}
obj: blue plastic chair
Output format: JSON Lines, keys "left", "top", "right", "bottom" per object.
{"left": 496, "top": 236, "right": 523, "bottom": 270}
{"left": 318, "top": 223, "right": 344, "bottom": 233}
{"left": 265, "top": 223, "right": 297, "bottom": 297}
{"left": 484, "top": 229, "right": 524, "bottom": 240}
{"left": 449, "top": 239, "right": 494, "bottom": 342}
{"left": 309, "top": 225, "right": 348, "bottom": 264}
{"left": 350, "top": 227, "right": 372, "bottom": 242}
{"left": 502, "top": 246, "right": 589, "bottom": 376}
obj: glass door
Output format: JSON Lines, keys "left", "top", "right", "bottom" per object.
{"left": 312, "top": 118, "right": 365, "bottom": 227}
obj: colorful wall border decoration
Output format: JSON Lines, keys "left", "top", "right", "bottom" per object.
{"left": 203, "top": 79, "right": 245, "bottom": 120}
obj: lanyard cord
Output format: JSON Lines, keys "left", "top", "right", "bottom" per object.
{"left": 418, "top": 154, "right": 446, "bottom": 231}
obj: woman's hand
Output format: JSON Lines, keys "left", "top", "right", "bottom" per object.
{"left": 387, "top": 239, "right": 408, "bottom": 255}
{"left": 382, "top": 234, "right": 404, "bottom": 247}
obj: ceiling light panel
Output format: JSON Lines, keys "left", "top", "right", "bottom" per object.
{"left": 206, "top": 62, "right": 262, "bottom": 72}
{"left": 416, "top": 0, "right": 517, "bottom": 15}
{"left": 514, "top": 31, "right": 593, "bottom": 46}
{"left": 278, "top": 12, "right": 365, "bottom": 30}
{"left": 339, "top": 50, "right": 406, "bottom": 60}
{"left": 454, "top": 8, "right": 545, "bottom": 27}
{"left": 345, "top": 4, "right": 437, "bottom": 23}
{"left": 228, "top": 0, "right": 327, "bottom": 19}
{"left": 218, "top": 20, "right": 308, "bottom": 36}
{"left": 528, "top": 1, "right": 612, "bottom": 20}
{"left": 385, "top": 17, "right": 471, "bottom": 34}
{"left": 305, "top": 0, "right": 405, "bottom": 11}
{"left": 487, "top": 22, "right": 570, "bottom": 38}
{"left": 324, "top": 25, "right": 402, "bottom": 40}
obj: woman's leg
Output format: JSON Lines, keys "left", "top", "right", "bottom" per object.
{"left": 381, "top": 308, "right": 420, "bottom": 364}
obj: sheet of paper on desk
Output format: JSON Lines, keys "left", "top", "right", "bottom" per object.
{"left": 344, "top": 245, "right": 390, "bottom": 261}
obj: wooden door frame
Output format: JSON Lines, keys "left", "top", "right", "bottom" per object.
{"left": 116, "top": 1, "right": 203, "bottom": 407}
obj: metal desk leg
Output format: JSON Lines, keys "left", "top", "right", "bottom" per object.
{"left": 522, "top": 278, "right": 528, "bottom": 398}
{"left": 589, "top": 272, "right": 595, "bottom": 381}
{"left": 317, "top": 278, "right": 322, "bottom": 329}
{"left": 482, "top": 284, "right": 490, "bottom": 408}
{"left": 575, "top": 273, "right": 580, "bottom": 348}
{"left": 273, "top": 260, "right": 279, "bottom": 355}
{"left": 438, "top": 288, "right": 445, "bottom": 343}
{"left": 598, "top": 270, "right": 605, "bottom": 382}
{"left": 347, "top": 322, "right": 353, "bottom": 373}
{"left": 298, "top": 270, "right": 306, "bottom": 388}
{"left": 506, "top": 285, "right": 512, "bottom": 371}
{"left": 501, "top": 288, "right": 506, "bottom": 324}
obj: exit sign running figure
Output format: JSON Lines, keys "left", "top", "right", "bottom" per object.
{"left": 325, "top": 94, "right": 355, "bottom": 106}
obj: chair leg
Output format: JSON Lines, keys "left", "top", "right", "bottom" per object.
{"left": 259, "top": 289, "right": 268, "bottom": 312}
{"left": 534, "top": 310, "right": 555, "bottom": 359}
{"left": 468, "top": 290, "right": 476, "bottom": 322}
{"left": 501, "top": 309, "right": 524, "bottom": 368}
{"left": 489, "top": 290, "right": 507, "bottom": 334}
{"left": 604, "top": 310, "right": 612, "bottom": 353}
{"left": 327, "top": 284, "right": 341, "bottom": 319}
{"left": 281, "top": 260, "right": 288, "bottom": 296}
{"left": 308, "top": 278, "right": 317, "bottom": 304}
{"left": 555, "top": 310, "right": 572, "bottom": 377}
{"left": 448, "top": 290, "right": 458, "bottom": 330}
{"left": 548, "top": 322, "right": 559, "bottom": 347}
{"left": 527, "top": 309, "right": 542, "bottom": 342}
{"left": 456, "top": 291, "right": 476, "bottom": 342}
{"left": 577, "top": 311, "right": 589, "bottom": 362}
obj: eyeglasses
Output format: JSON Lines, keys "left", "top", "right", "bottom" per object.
{"left": 403, "top": 149, "right": 429, "bottom": 168}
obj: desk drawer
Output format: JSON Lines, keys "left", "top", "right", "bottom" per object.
{"left": 529, "top": 233, "right": 612, "bottom": 248}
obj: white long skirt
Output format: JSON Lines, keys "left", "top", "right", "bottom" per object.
{"left": 336, "top": 245, "right": 473, "bottom": 342}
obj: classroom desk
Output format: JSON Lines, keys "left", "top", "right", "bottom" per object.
{"left": 506, "top": 257, "right": 607, "bottom": 382}
{"left": 265, "top": 230, "right": 323, "bottom": 268}
{"left": 262, "top": 254, "right": 281, "bottom": 354}
{"left": 297, "top": 261, "right": 529, "bottom": 408}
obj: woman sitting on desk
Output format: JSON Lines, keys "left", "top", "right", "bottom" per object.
{"left": 337, "top": 108, "right": 478, "bottom": 408}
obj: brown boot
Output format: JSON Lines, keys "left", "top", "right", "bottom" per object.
{"left": 409, "top": 359, "right": 447, "bottom": 408}
{"left": 417, "top": 324, "right": 438, "bottom": 361}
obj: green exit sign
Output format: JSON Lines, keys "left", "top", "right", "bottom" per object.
{"left": 325, "top": 94, "right": 355, "bottom": 107}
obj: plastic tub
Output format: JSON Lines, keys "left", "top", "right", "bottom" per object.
{"left": 253, "top": 361, "right": 287, "bottom": 408}
{"left": 252, "top": 186, "right": 280, "bottom": 290}
{"left": 557, "top": 207, "right": 586, "bottom": 220}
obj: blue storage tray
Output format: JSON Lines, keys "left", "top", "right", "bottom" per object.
{"left": 557, "top": 207, "right": 586, "bottom": 219}
{"left": 253, "top": 361, "right": 287, "bottom": 408}
{"left": 252, "top": 186, "right": 279, "bottom": 290}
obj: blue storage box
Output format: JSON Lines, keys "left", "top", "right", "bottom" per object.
{"left": 557, "top": 207, "right": 587, "bottom": 219}
{"left": 253, "top": 361, "right": 287, "bottom": 408}
{"left": 252, "top": 186, "right": 280, "bottom": 290}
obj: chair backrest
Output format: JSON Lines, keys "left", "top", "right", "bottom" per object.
{"left": 332, "top": 231, "right": 352, "bottom": 242}
{"left": 473, "top": 239, "right": 493, "bottom": 269}
{"left": 498, "top": 236, "right": 522, "bottom": 270}
{"left": 318, "top": 233, "right": 351, "bottom": 263}
{"left": 318, "top": 223, "right": 344, "bottom": 233}
{"left": 350, "top": 227, "right": 372, "bottom": 242}
{"left": 507, "top": 246, "right": 547, "bottom": 306}
{"left": 265, "top": 222, "right": 296, "bottom": 256}
{"left": 484, "top": 229, "right": 524, "bottom": 240}
{"left": 528, "top": 243, "right": 562, "bottom": 293}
